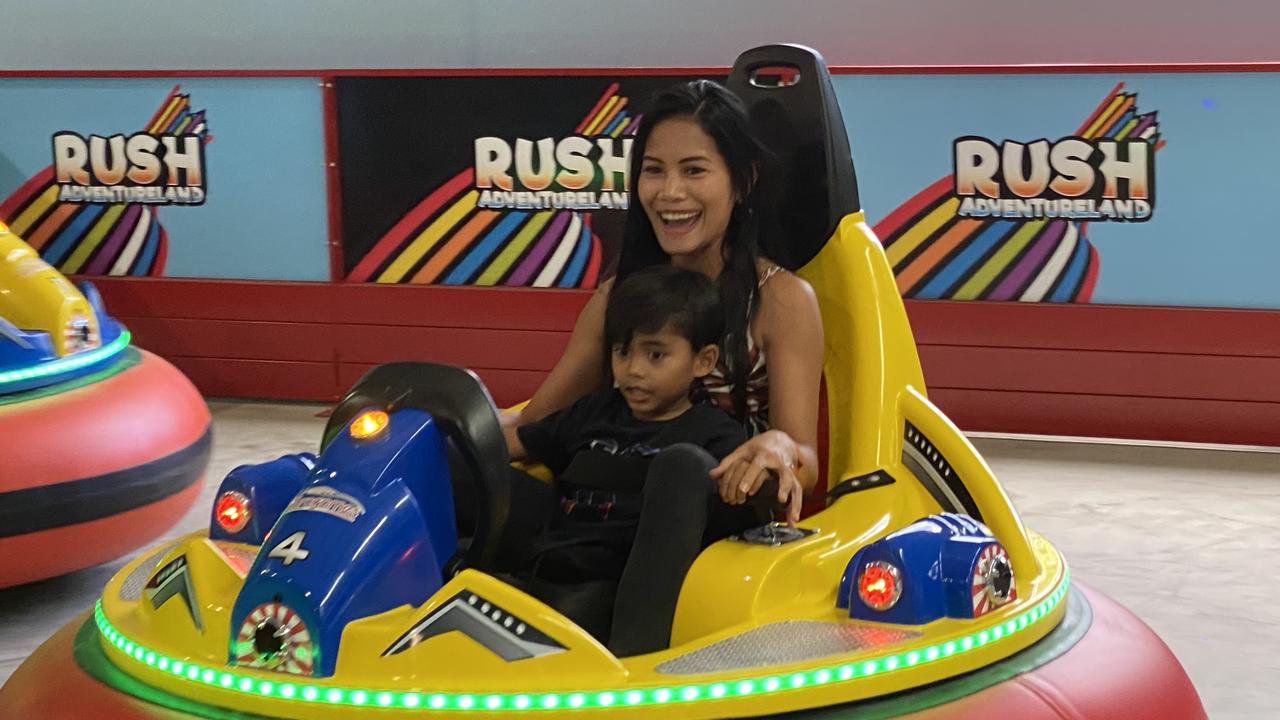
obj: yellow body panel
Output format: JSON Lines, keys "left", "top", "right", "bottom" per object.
{"left": 799, "top": 212, "right": 927, "bottom": 482}
{"left": 0, "top": 224, "right": 98, "bottom": 356}
{"left": 795, "top": 214, "right": 1039, "bottom": 587}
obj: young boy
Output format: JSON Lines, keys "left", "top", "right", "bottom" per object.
{"left": 502, "top": 264, "right": 750, "bottom": 651}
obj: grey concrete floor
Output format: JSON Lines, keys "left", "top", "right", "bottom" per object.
{"left": 2, "top": 400, "right": 1277, "bottom": 718}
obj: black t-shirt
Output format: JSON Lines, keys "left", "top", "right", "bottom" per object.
{"left": 517, "top": 389, "right": 746, "bottom": 519}
{"left": 510, "top": 391, "right": 748, "bottom": 634}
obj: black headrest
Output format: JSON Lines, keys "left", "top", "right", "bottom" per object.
{"left": 726, "top": 44, "right": 860, "bottom": 270}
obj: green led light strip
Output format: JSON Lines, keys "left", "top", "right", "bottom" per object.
{"left": 95, "top": 570, "right": 1068, "bottom": 712}
{"left": 0, "top": 329, "right": 132, "bottom": 387}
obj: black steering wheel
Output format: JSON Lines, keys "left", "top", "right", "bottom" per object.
{"left": 321, "top": 362, "right": 511, "bottom": 574}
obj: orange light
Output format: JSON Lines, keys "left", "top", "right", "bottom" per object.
{"left": 350, "top": 409, "right": 389, "bottom": 439}
{"left": 216, "top": 491, "right": 251, "bottom": 533}
{"left": 859, "top": 562, "right": 902, "bottom": 611}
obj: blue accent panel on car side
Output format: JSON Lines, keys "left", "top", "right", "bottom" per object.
{"left": 209, "top": 453, "right": 317, "bottom": 543}
{"left": 841, "top": 513, "right": 1003, "bottom": 625}
{"left": 227, "top": 408, "right": 460, "bottom": 677}
{"left": 940, "top": 535, "right": 993, "bottom": 619}
{"left": 0, "top": 321, "right": 53, "bottom": 370}
{"left": 231, "top": 475, "right": 441, "bottom": 677}
{"left": 313, "top": 477, "right": 442, "bottom": 629}
{"left": 313, "top": 408, "right": 458, "bottom": 567}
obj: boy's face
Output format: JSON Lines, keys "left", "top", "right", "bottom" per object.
{"left": 611, "top": 324, "right": 719, "bottom": 422}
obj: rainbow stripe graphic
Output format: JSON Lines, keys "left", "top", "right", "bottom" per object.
{"left": 348, "top": 83, "right": 641, "bottom": 286}
{"left": 876, "top": 83, "right": 1163, "bottom": 303}
{"left": 0, "top": 86, "right": 210, "bottom": 277}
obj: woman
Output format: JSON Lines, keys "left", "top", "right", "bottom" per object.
{"left": 506, "top": 79, "right": 825, "bottom": 655}
{"left": 515, "top": 79, "right": 823, "bottom": 516}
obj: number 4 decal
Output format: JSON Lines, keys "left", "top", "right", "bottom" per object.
{"left": 268, "top": 531, "right": 311, "bottom": 566}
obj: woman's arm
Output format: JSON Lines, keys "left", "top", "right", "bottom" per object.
{"left": 711, "top": 271, "right": 824, "bottom": 523}
{"left": 508, "top": 278, "right": 613, "bottom": 426}
{"left": 758, "top": 272, "right": 824, "bottom": 490}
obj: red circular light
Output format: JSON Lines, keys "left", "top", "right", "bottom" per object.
{"left": 216, "top": 491, "right": 251, "bottom": 533}
{"left": 858, "top": 561, "right": 902, "bottom": 611}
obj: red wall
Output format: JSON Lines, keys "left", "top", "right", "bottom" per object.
{"left": 90, "top": 277, "right": 1280, "bottom": 447}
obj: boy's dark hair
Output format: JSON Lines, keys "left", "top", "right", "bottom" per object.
{"left": 604, "top": 265, "right": 724, "bottom": 351}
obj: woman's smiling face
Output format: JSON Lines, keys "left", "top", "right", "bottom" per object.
{"left": 637, "top": 116, "right": 736, "bottom": 270}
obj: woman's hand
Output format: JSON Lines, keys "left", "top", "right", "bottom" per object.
{"left": 710, "top": 430, "right": 805, "bottom": 525}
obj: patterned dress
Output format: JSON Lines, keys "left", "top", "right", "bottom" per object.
{"left": 696, "top": 264, "right": 785, "bottom": 438}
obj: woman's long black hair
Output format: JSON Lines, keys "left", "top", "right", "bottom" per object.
{"left": 614, "top": 80, "right": 776, "bottom": 421}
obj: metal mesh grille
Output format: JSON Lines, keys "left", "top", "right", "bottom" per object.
{"left": 655, "top": 621, "right": 921, "bottom": 675}
{"left": 118, "top": 542, "right": 179, "bottom": 601}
